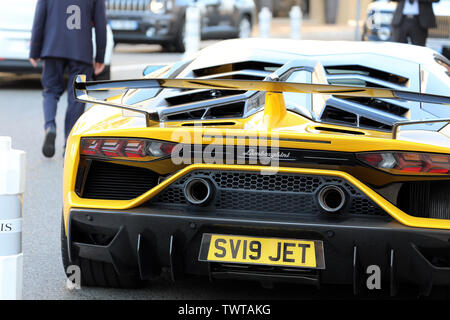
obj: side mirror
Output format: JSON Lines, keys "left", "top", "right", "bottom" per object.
{"left": 143, "top": 64, "right": 168, "bottom": 76}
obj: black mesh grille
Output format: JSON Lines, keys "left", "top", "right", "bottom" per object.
{"left": 152, "top": 170, "right": 387, "bottom": 217}
{"left": 213, "top": 172, "right": 322, "bottom": 192}
{"left": 216, "top": 191, "right": 318, "bottom": 214}
{"left": 80, "top": 161, "right": 159, "bottom": 200}
{"left": 348, "top": 197, "right": 384, "bottom": 216}
{"left": 398, "top": 181, "right": 450, "bottom": 220}
{"left": 106, "top": 0, "right": 150, "bottom": 11}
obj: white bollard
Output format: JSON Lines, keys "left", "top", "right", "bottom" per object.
{"left": 290, "top": 6, "right": 302, "bottom": 40}
{"left": 0, "top": 137, "right": 25, "bottom": 300}
{"left": 184, "top": 4, "right": 201, "bottom": 58}
{"left": 258, "top": 7, "right": 272, "bottom": 38}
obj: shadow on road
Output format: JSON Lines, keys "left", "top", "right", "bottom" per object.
{"left": 65, "top": 274, "right": 428, "bottom": 300}
{"left": 0, "top": 73, "right": 42, "bottom": 90}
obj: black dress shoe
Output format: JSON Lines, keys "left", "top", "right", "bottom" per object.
{"left": 42, "top": 125, "right": 56, "bottom": 158}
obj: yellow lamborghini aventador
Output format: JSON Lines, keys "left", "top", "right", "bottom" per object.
{"left": 62, "top": 39, "right": 450, "bottom": 296}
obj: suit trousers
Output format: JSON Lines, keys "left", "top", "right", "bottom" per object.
{"left": 392, "top": 16, "right": 428, "bottom": 46}
{"left": 41, "top": 58, "right": 93, "bottom": 141}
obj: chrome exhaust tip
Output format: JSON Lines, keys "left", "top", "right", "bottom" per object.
{"left": 184, "top": 178, "right": 214, "bottom": 206}
{"left": 317, "top": 185, "right": 346, "bottom": 213}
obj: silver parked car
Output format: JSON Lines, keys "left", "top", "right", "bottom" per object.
{"left": 0, "top": 0, "right": 115, "bottom": 80}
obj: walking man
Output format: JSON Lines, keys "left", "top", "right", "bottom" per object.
{"left": 391, "top": 0, "right": 440, "bottom": 46}
{"left": 29, "top": 0, "right": 107, "bottom": 157}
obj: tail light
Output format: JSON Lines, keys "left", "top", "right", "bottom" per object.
{"left": 357, "top": 152, "right": 450, "bottom": 175}
{"left": 80, "top": 138, "right": 176, "bottom": 160}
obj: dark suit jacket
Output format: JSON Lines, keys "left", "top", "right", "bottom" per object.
{"left": 391, "top": 0, "right": 439, "bottom": 29}
{"left": 30, "top": 0, "right": 107, "bottom": 64}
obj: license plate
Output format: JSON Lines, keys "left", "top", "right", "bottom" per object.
{"left": 198, "top": 234, "right": 325, "bottom": 269}
{"left": 110, "top": 20, "right": 138, "bottom": 30}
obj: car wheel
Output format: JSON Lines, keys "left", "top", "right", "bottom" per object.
{"left": 443, "top": 47, "right": 450, "bottom": 60}
{"left": 238, "top": 16, "right": 252, "bottom": 39}
{"left": 61, "top": 214, "right": 145, "bottom": 288}
{"left": 174, "top": 22, "right": 186, "bottom": 53}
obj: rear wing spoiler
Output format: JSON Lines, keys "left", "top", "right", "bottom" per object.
{"left": 74, "top": 74, "right": 450, "bottom": 132}
{"left": 392, "top": 118, "right": 450, "bottom": 139}
{"left": 74, "top": 75, "right": 161, "bottom": 126}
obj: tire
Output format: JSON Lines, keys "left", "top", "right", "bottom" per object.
{"left": 92, "top": 65, "right": 111, "bottom": 81}
{"left": 161, "top": 43, "right": 177, "bottom": 53}
{"left": 238, "top": 15, "right": 252, "bottom": 39}
{"left": 61, "top": 215, "right": 71, "bottom": 273}
{"left": 61, "top": 214, "right": 145, "bottom": 288}
{"left": 442, "top": 47, "right": 450, "bottom": 60}
{"left": 173, "top": 22, "right": 186, "bottom": 53}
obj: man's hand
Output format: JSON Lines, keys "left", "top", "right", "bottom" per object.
{"left": 29, "top": 58, "right": 40, "bottom": 68}
{"left": 94, "top": 62, "right": 105, "bottom": 76}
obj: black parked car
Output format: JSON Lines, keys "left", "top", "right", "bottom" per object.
{"left": 106, "top": 0, "right": 255, "bottom": 52}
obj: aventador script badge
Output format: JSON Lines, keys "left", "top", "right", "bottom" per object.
{"left": 242, "top": 148, "right": 292, "bottom": 160}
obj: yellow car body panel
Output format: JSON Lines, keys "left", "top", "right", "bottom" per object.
{"left": 63, "top": 104, "right": 450, "bottom": 231}
{"left": 61, "top": 39, "right": 450, "bottom": 291}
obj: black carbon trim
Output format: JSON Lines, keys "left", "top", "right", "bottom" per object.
{"left": 149, "top": 170, "right": 388, "bottom": 218}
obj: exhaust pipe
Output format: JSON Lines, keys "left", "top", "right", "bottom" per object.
{"left": 317, "top": 185, "right": 346, "bottom": 213}
{"left": 184, "top": 178, "right": 214, "bottom": 206}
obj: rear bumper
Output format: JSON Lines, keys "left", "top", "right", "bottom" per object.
{"left": 67, "top": 206, "right": 450, "bottom": 295}
{"left": 112, "top": 32, "right": 174, "bottom": 44}
{"left": 0, "top": 59, "right": 42, "bottom": 74}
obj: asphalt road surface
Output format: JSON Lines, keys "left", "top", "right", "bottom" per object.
{"left": 0, "top": 42, "right": 421, "bottom": 301}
